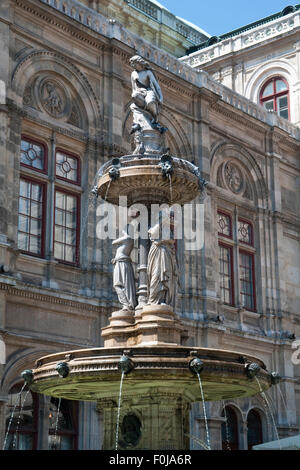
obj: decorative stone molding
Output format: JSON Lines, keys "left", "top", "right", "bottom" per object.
{"left": 21, "top": 112, "right": 87, "bottom": 141}
{"left": 12, "top": 49, "right": 102, "bottom": 129}
{"left": 182, "top": 10, "right": 299, "bottom": 67}
{"left": 13, "top": 0, "right": 298, "bottom": 141}
{"left": 22, "top": 84, "right": 34, "bottom": 108}
{"left": 0, "top": 282, "right": 108, "bottom": 314}
{"left": 211, "top": 142, "right": 269, "bottom": 205}
{"left": 22, "top": 74, "right": 83, "bottom": 128}
{"left": 247, "top": 59, "right": 297, "bottom": 95}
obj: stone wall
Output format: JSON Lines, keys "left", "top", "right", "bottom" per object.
{"left": 182, "top": 8, "right": 300, "bottom": 126}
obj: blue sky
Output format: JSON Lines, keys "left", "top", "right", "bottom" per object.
{"left": 156, "top": 1, "right": 297, "bottom": 36}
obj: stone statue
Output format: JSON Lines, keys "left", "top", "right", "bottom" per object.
{"left": 129, "top": 55, "right": 167, "bottom": 157}
{"left": 130, "top": 55, "right": 163, "bottom": 129}
{"left": 112, "top": 224, "right": 137, "bottom": 311}
{"left": 147, "top": 216, "right": 179, "bottom": 308}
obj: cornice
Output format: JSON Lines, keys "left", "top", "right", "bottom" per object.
{"left": 182, "top": 10, "right": 299, "bottom": 66}
{"left": 209, "top": 100, "right": 269, "bottom": 135}
{"left": 15, "top": 0, "right": 108, "bottom": 50}
{"left": 110, "top": 44, "right": 196, "bottom": 99}
{"left": 23, "top": 112, "right": 89, "bottom": 142}
{"left": 274, "top": 211, "right": 300, "bottom": 231}
{"left": 12, "top": 0, "right": 300, "bottom": 142}
{"left": 0, "top": 281, "right": 109, "bottom": 314}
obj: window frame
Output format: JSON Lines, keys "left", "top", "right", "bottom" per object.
{"left": 218, "top": 241, "right": 235, "bottom": 307}
{"left": 247, "top": 409, "right": 263, "bottom": 450}
{"left": 237, "top": 217, "right": 254, "bottom": 247}
{"left": 259, "top": 76, "right": 290, "bottom": 120}
{"left": 217, "top": 209, "right": 256, "bottom": 311}
{"left": 18, "top": 175, "right": 47, "bottom": 259}
{"left": 55, "top": 148, "right": 81, "bottom": 186}
{"left": 239, "top": 249, "right": 257, "bottom": 312}
{"left": 217, "top": 210, "right": 233, "bottom": 240}
{"left": 221, "top": 406, "right": 239, "bottom": 451}
{"left": 20, "top": 135, "right": 48, "bottom": 175}
{"left": 5, "top": 385, "right": 39, "bottom": 450}
{"left": 53, "top": 186, "right": 81, "bottom": 266}
{"left": 48, "top": 398, "right": 78, "bottom": 450}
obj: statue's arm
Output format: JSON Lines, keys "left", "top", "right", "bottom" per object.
{"left": 112, "top": 233, "right": 131, "bottom": 245}
{"left": 131, "top": 71, "right": 138, "bottom": 96}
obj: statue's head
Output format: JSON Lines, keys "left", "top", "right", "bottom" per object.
{"left": 129, "top": 55, "right": 150, "bottom": 70}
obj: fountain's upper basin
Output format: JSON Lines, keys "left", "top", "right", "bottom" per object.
{"left": 30, "top": 345, "right": 271, "bottom": 402}
{"left": 96, "top": 155, "right": 201, "bottom": 206}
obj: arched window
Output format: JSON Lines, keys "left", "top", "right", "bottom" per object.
{"left": 221, "top": 406, "right": 239, "bottom": 450}
{"left": 18, "top": 133, "right": 82, "bottom": 265}
{"left": 260, "top": 77, "right": 289, "bottom": 120}
{"left": 4, "top": 384, "right": 38, "bottom": 450}
{"left": 48, "top": 398, "right": 78, "bottom": 450}
{"left": 247, "top": 409, "right": 263, "bottom": 449}
{"left": 218, "top": 211, "right": 256, "bottom": 311}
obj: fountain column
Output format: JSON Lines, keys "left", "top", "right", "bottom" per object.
{"left": 97, "top": 390, "right": 191, "bottom": 450}
{"left": 135, "top": 205, "right": 151, "bottom": 314}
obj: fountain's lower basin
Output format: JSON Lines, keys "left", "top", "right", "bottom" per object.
{"left": 30, "top": 345, "right": 271, "bottom": 402}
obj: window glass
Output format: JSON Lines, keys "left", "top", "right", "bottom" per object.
{"left": 263, "top": 99, "right": 274, "bottom": 111}
{"left": 54, "top": 191, "right": 78, "bottom": 264}
{"left": 4, "top": 384, "right": 37, "bottom": 450}
{"left": 262, "top": 82, "right": 273, "bottom": 97}
{"left": 277, "top": 96, "right": 288, "bottom": 119}
{"left": 275, "top": 79, "right": 287, "bottom": 93}
{"left": 221, "top": 407, "right": 239, "bottom": 450}
{"left": 239, "top": 251, "right": 255, "bottom": 310}
{"left": 48, "top": 398, "right": 77, "bottom": 450}
{"left": 219, "top": 245, "right": 233, "bottom": 305}
{"left": 217, "top": 212, "right": 232, "bottom": 237}
{"left": 260, "top": 77, "right": 289, "bottom": 120}
{"left": 20, "top": 139, "right": 46, "bottom": 171}
{"left": 238, "top": 220, "right": 253, "bottom": 245}
{"left": 18, "top": 179, "right": 44, "bottom": 256}
{"left": 56, "top": 151, "right": 79, "bottom": 183}
{"left": 247, "top": 410, "right": 263, "bottom": 449}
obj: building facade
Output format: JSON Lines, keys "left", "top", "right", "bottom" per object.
{"left": 0, "top": 0, "right": 299, "bottom": 450}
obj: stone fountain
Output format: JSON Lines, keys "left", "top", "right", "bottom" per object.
{"left": 23, "top": 55, "right": 279, "bottom": 450}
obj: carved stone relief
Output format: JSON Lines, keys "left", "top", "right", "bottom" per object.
{"left": 217, "top": 159, "right": 253, "bottom": 200}
{"left": 223, "top": 160, "right": 245, "bottom": 194}
{"left": 23, "top": 84, "right": 34, "bottom": 108}
{"left": 22, "top": 74, "right": 82, "bottom": 128}
{"left": 35, "top": 76, "right": 71, "bottom": 119}
{"left": 67, "top": 104, "right": 82, "bottom": 128}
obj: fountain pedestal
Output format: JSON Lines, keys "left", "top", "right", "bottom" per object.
{"left": 102, "top": 304, "right": 189, "bottom": 348}
{"left": 98, "top": 388, "right": 190, "bottom": 450}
